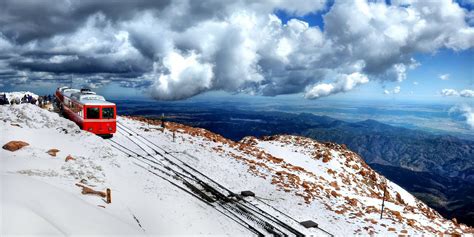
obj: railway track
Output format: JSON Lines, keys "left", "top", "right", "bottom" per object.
{"left": 108, "top": 119, "right": 333, "bottom": 236}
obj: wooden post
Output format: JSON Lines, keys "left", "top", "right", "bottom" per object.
{"left": 380, "top": 184, "right": 386, "bottom": 219}
{"left": 106, "top": 188, "right": 112, "bottom": 204}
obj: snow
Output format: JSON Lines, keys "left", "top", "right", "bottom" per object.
{"left": 1, "top": 101, "right": 472, "bottom": 236}
{"left": 0, "top": 104, "right": 250, "bottom": 236}
{"left": 1, "top": 174, "right": 140, "bottom": 236}
{"left": 2, "top": 91, "right": 38, "bottom": 103}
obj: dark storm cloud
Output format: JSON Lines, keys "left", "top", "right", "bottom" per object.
{"left": 0, "top": 0, "right": 473, "bottom": 100}
{"left": 11, "top": 55, "right": 150, "bottom": 75}
{"left": 0, "top": 0, "right": 171, "bottom": 44}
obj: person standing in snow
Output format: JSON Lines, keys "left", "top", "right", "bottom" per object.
{"left": 160, "top": 113, "right": 166, "bottom": 131}
{"left": 0, "top": 93, "right": 8, "bottom": 105}
{"left": 38, "top": 96, "right": 43, "bottom": 107}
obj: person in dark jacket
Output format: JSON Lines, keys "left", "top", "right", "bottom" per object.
{"left": 38, "top": 96, "right": 43, "bottom": 107}
{"left": 0, "top": 93, "right": 8, "bottom": 105}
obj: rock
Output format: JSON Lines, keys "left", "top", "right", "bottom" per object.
{"left": 75, "top": 183, "right": 106, "bottom": 198}
{"left": 322, "top": 154, "right": 331, "bottom": 163}
{"left": 2, "top": 141, "right": 29, "bottom": 152}
{"left": 330, "top": 190, "right": 340, "bottom": 197}
{"left": 65, "top": 155, "right": 75, "bottom": 162}
{"left": 392, "top": 210, "right": 403, "bottom": 221}
{"left": 347, "top": 198, "right": 358, "bottom": 206}
{"left": 47, "top": 148, "right": 60, "bottom": 157}
{"left": 396, "top": 192, "right": 405, "bottom": 205}
{"left": 329, "top": 181, "right": 338, "bottom": 188}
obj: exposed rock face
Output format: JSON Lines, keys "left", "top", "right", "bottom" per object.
{"left": 2, "top": 141, "right": 29, "bottom": 152}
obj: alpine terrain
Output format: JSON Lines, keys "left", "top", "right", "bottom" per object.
{"left": 1, "top": 94, "right": 472, "bottom": 236}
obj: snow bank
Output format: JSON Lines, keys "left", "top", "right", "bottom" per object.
{"left": 0, "top": 103, "right": 80, "bottom": 131}
{"left": 1, "top": 174, "right": 140, "bottom": 236}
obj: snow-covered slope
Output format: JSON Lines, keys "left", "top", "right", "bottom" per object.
{"left": 1, "top": 103, "right": 472, "bottom": 236}
{"left": 1, "top": 104, "right": 247, "bottom": 235}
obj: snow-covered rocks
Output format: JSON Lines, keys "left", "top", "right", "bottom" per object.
{"left": 124, "top": 116, "right": 473, "bottom": 235}
{"left": 61, "top": 155, "right": 106, "bottom": 183}
{"left": 1, "top": 103, "right": 80, "bottom": 132}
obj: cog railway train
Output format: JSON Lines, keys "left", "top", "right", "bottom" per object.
{"left": 55, "top": 87, "right": 116, "bottom": 136}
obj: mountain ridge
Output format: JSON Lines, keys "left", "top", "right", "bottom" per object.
{"left": 121, "top": 106, "right": 474, "bottom": 226}
{"left": 127, "top": 115, "right": 473, "bottom": 234}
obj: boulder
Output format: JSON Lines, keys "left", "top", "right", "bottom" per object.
{"left": 47, "top": 148, "right": 60, "bottom": 157}
{"left": 2, "top": 141, "right": 29, "bottom": 152}
{"left": 65, "top": 155, "right": 75, "bottom": 162}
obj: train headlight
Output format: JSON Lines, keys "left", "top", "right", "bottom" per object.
{"left": 108, "top": 127, "right": 112, "bottom": 131}
{"left": 88, "top": 128, "right": 92, "bottom": 131}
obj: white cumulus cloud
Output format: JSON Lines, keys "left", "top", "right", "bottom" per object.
{"left": 305, "top": 72, "right": 369, "bottom": 99}
{"left": 460, "top": 89, "right": 474, "bottom": 98}
{"left": 148, "top": 51, "right": 214, "bottom": 100}
{"left": 384, "top": 86, "right": 401, "bottom": 95}
{"left": 441, "top": 88, "right": 474, "bottom": 97}
{"left": 449, "top": 104, "right": 474, "bottom": 129}
{"left": 439, "top": 74, "right": 450, "bottom": 80}
{"left": 441, "top": 89, "right": 460, "bottom": 96}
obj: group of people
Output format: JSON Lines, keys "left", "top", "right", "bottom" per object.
{"left": 20, "top": 94, "right": 36, "bottom": 104}
{"left": 0, "top": 93, "right": 55, "bottom": 107}
{"left": 37, "top": 95, "right": 54, "bottom": 108}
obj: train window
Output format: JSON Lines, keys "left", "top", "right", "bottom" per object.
{"left": 102, "top": 107, "right": 114, "bottom": 119}
{"left": 86, "top": 107, "right": 100, "bottom": 119}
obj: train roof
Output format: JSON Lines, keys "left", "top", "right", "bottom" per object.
{"left": 60, "top": 87, "right": 115, "bottom": 106}
{"left": 80, "top": 99, "right": 115, "bottom": 106}
{"left": 72, "top": 93, "right": 115, "bottom": 106}
{"left": 62, "top": 89, "right": 80, "bottom": 97}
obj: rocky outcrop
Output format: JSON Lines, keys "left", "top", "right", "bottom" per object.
{"left": 47, "top": 149, "right": 60, "bottom": 157}
{"left": 2, "top": 141, "right": 29, "bottom": 152}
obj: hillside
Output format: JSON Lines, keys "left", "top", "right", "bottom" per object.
{"left": 128, "top": 106, "right": 474, "bottom": 225}
{"left": 1, "top": 103, "right": 472, "bottom": 235}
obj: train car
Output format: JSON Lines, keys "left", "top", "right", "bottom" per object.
{"left": 55, "top": 87, "right": 116, "bottom": 136}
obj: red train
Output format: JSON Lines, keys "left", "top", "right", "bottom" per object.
{"left": 55, "top": 87, "right": 116, "bottom": 136}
